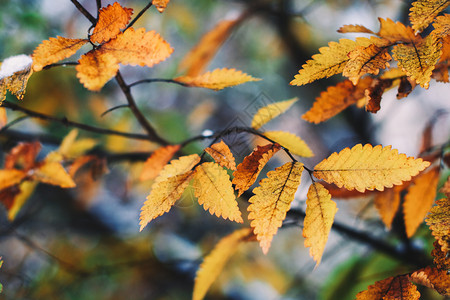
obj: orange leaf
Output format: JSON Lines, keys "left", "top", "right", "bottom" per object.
{"left": 76, "top": 51, "right": 119, "bottom": 91}
{"left": 0, "top": 54, "right": 33, "bottom": 101}
{"left": 409, "top": 0, "right": 450, "bottom": 32}
{"left": 403, "top": 167, "right": 439, "bottom": 237}
{"left": 303, "top": 182, "right": 337, "bottom": 266}
{"left": 411, "top": 266, "right": 450, "bottom": 296}
{"left": 232, "top": 143, "right": 281, "bottom": 196}
{"left": 31, "top": 162, "right": 76, "bottom": 188}
{"left": 248, "top": 162, "right": 303, "bottom": 254}
{"left": 374, "top": 187, "right": 401, "bottom": 229}
{"left": 153, "top": 0, "right": 170, "bottom": 13}
{"left": 32, "top": 37, "right": 88, "bottom": 71}
{"left": 337, "top": 24, "right": 374, "bottom": 34}
{"left": 205, "top": 140, "right": 236, "bottom": 171}
{"left": 426, "top": 197, "right": 450, "bottom": 253}
{"left": 0, "top": 107, "right": 6, "bottom": 130}
{"left": 100, "top": 27, "right": 173, "bottom": 67}
{"left": 377, "top": 18, "right": 418, "bottom": 43}
{"left": 174, "top": 68, "right": 260, "bottom": 90}
{"left": 152, "top": 154, "right": 200, "bottom": 186}
{"left": 356, "top": 275, "right": 420, "bottom": 299}
{"left": 5, "top": 141, "right": 41, "bottom": 170}
{"left": 432, "top": 14, "right": 450, "bottom": 38}
{"left": 0, "top": 169, "right": 27, "bottom": 190}
{"left": 140, "top": 145, "right": 180, "bottom": 181}
{"left": 90, "top": 2, "right": 133, "bottom": 44}
{"left": 431, "top": 240, "right": 450, "bottom": 270}
{"left": 193, "top": 162, "right": 242, "bottom": 223}
{"left": 364, "top": 78, "right": 394, "bottom": 113}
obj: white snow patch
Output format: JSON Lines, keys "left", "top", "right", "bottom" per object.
{"left": 0, "top": 54, "right": 33, "bottom": 79}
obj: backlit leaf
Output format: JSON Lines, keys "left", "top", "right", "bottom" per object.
{"left": 409, "top": 0, "right": 450, "bottom": 32}
{"left": 232, "top": 143, "right": 281, "bottom": 196}
{"left": 153, "top": 154, "right": 200, "bottom": 186}
{"left": 251, "top": 97, "right": 298, "bottom": 130}
{"left": 90, "top": 2, "right": 133, "bottom": 44}
{"left": 0, "top": 54, "right": 33, "bottom": 101}
{"left": 426, "top": 197, "right": 450, "bottom": 253}
{"left": 193, "top": 162, "right": 242, "bottom": 222}
{"left": 205, "top": 140, "right": 236, "bottom": 171}
{"left": 303, "top": 182, "right": 337, "bottom": 266}
{"left": 356, "top": 275, "right": 420, "bottom": 299}
{"left": 411, "top": 266, "right": 450, "bottom": 296}
{"left": 31, "top": 162, "right": 76, "bottom": 188}
{"left": 377, "top": 18, "right": 418, "bottom": 43}
{"left": 153, "top": 0, "right": 170, "bottom": 13}
{"left": 32, "top": 37, "right": 88, "bottom": 71}
{"left": 140, "top": 145, "right": 180, "bottom": 181}
{"left": 313, "top": 144, "right": 430, "bottom": 192}
{"left": 337, "top": 24, "right": 374, "bottom": 34}
{"left": 248, "top": 162, "right": 303, "bottom": 254}
{"left": 76, "top": 51, "right": 119, "bottom": 91}
{"left": 0, "top": 169, "right": 27, "bottom": 190}
{"left": 263, "top": 131, "right": 313, "bottom": 157}
{"left": 374, "top": 186, "right": 401, "bottom": 229}
{"left": 174, "top": 68, "right": 260, "bottom": 90}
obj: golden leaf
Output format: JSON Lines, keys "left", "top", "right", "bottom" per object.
{"left": 377, "top": 18, "right": 418, "bottom": 43}
{"left": 248, "top": 162, "right": 303, "bottom": 254}
{"left": 431, "top": 240, "right": 450, "bottom": 270}
{"left": 139, "top": 170, "right": 194, "bottom": 231}
{"left": 392, "top": 35, "right": 442, "bottom": 88}
{"left": 426, "top": 197, "right": 450, "bottom": 253}
{"left": 364, "top": 78, "right": 394, "bottom": 113}
{"left": 90, "top": 2, "right": 133, "bottom": 44}
{"left": 337, "top": 24, "right": 374, "bottom": 34}
{"left": 140, "top": 145, "right": 180, "bottom": 181}
{"left": 174, "top": 68, "right": 260, "bottom": 90}
{"left": 193, "top": 228, "right": 253, "bottom": 300}
{"left": 205, "top": 140, "right": 236, "bottom": 171}
{"left": 193, "top": 162, "right": 242, "bottom": 222}
{"left": 302, "top": 77, "right": 373, "bottom": 124}
{"left": 374, "top": 187, "right": 401, "bottom": 229}
{"left": 232, "top": 143, "right": 281, "bottom": 196}
{"left": 153, "top": 0, "right": 170, "bottom": 13}
{"left": 7, "top": 181, "right": 37, "bottom": 221}
{"left": 251, "top": 97, "right": 298, "bottom": 130}
{"left": 356, "top": 275, "right": 420, "bottom": 300}
{"left": 432, "top": 64, "right": 450, "bottom": 82}
{"left": 303, "top": 182, "right": 337, "bottom": 266}
{"left": 76, "top": 51, "right": 119, "bottom": 91}
{"left": 411, "top": 266, "right": 450, "bottom": 296}
{"left": 313, "top": 144, "right": 430, "bottom": 192}
{"left": 47, "top": 129, "right": 97, "bottom": 162}
{"left": 263, "top": 131, "right": 313, "bottom": 157}
{"left": 404, "top": 167, "right": 439, "bottom": 237}
{"left": 100, "top": 27, "right": 173, "bottom": 67}
{"left": 0, "top": 107, "right": 6, "bottom": 129}
{"left": 31, "top": 162, "right": 76, "bottom": 188}
{"left": 153, "top": 154, "right": 200, "bottom": 186}
{"left": 0, "top": 55, "right": 33, "bottom": 101}
{"left": 178, "top": 19, "right": 239, "bottom": 76}
{"left": 32, "top": 37, "right": 88, "bottom": 71}
{"left": 0, "top": 169, "right": 27, "bottom": 190}
{"left": 439, "top": 36, "right": 450, "bottom": 61}
{"left": 433, "top": 14, "right": 450, "bottom": 38}
{"left": 410, "top": 0, "right": 450, "bottom": 32}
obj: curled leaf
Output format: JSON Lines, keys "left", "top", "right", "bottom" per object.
{"left": 426, "top": 197, "right": 450, "bottom": 253}
{"left": 205, "top": 140, "right": 236, "bottom": 171}
{"left": 356, "top": 275, "right": 420, "bottom": 299}
{"left": 0, "top": 54, "right": 33, "bottom": 101}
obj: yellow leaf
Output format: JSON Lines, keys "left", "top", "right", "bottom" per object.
{"left": 140, "top": 145, "right": 180, "bottom": 181}
{"left": 411, "top": 266, "right": 450, "bottom": 296}
{"left": 47, "top": 129, "right": 97, "bottom": 162}
{"left": 139, "top": 170, "right": 194, "bottom": 231}
{"left": 178, "top": 19, "right": 239, "bottom": 76}
{"left": 356, "top": 275, "right": 420, "bottom": 300}
{"left": 204, "top": 140, "right": 236, "bottom": 171}
{"left": 76, "top": 51, "right": 119, "bottom": 91}
{"left": 313, "top": 144, "right": 430, "bottom": 192}
{"left": 0, "top": 169, "right": 27, "bottom": 190}
{"left": 404, "top": 167, "right": 439, "bottom": 237}
{"left": 153, "top": 154, "right": 200, "bottom": 186}
{"left": 0, "top": 54, "right": 33, "bottom": 101}
{"left": 426, "top": 197, "right": 450, "bottom": 253}
{"left": 153, "top": 0, "right": 170, "bottom": 13}
{"left": 174, "top": 68, "right": 260, "bottom": 90}
{"left": 193, "top": 162, "right": 242, "bottom": 223}
{"left": 248, "top": 162, "right": 303, "bottom": 254}
{"left": 377, "top": 18, "right": 418, "bottom": 43}
{"left": 100, "top": 27, "right": 173, "bottom": 67}
{"left": 193, "top": 228, "right": 253, "bottom": 300}
{"left": 8, "top": 181, "right": 37, "bottom": 221}
{"left": 90, "top": 2, "right": 133, "bottom": 44}
{"left": 392, "top": 35, "right": 442, "bottom": 88}
{"left": 374, "top": 186, "right": 402, "bottom": 229}
{"left": 263, "top": 131, "right": 313, "bottom": 157}
{"left": 251, "top": 97, "right": 298, "bottom": 130}
{"left": 0, "top": 107, "right": 6, "bottom": 129}
{"left": 303, "top": 182, "right": 337, "bottom": 266}
{"left": 232, "top": 143, "right": 281, "bottom": 196}
{"left": 32, "top": 37, "right": 88, "bottom": 71}
{"left": 432, "top": 240, "right": 450, "bottom": 269}
{"left": 409, "top": 0, "right": 450, "bottom": 32}
{"left": 337, "top": 24, "right": 374, "bottom": 34}
{"left": 31, "top": 162, "right": 76, "bottom": 188}
{"left": 432, "top": 14, "right": 450, "bottom": 38}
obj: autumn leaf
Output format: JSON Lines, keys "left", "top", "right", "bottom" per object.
{"left": 374, "top": 186, "right": 401, "bottom": 229}
{"left": 153, "top": 0, "right": 170, "bottom": 13}
{"left": 409, "top": 0, "right": 450, "bottom": 32}
{"left": 356, "top": 275, "right": 420, "bottom": 299}
{"left": 193, "top": 162, "right": 242, "bottom": 223}
{"left": 174, "top": 68, "right": 260, "bottom": 90}
{"left": 251, "top": 97, "right": 298, "bottom": 130}
{"left": 377, "top": 18, "right": 418, "bottom": 43}
{"left": 152, "top": 154, "right": 200, "bottom": 186}
{"left": 0, "top": 107, "right": 6, "bottom": 129}
{"left": 178, "top": 19, "right": 239, "bottom": 76}
{"left": 90, "top": 2, "right": 133, "bottom": 44}
{"left": 396, "top": 76, "right": 418, "bottom": 99}
{"left": 337, "top": 24, "right": 374, "bottom": 34}
{"left": 232, "top": 143, "right": 281, "bottom": 196}
{"left": 47, "top": 129, "right": 97, "bottom": 162}
{"left": 32, "top": 37, "right": 88, "bottom": 71}
{"left": 31, "top": 162, "right": 76, "bottom": 188}
{"left": 0, "top": 169, "right": 27, "bottom": 190}
{"left": 365, "top": 78, "right": 394, "bottom": 113}
{"left": 303, "top": 182, "right": 337, "bottom": 266}
{"left": 140, "top": 145, "right": 180, "bottom": 181}
{"left": 263, "top": 131, "right": 313, "bottom": 157}
{"left": 7, "top": 181, "right": 37, "bottom": 221}
{"left": 0, "top": 54, "right": 33, "bottom": 101}
{"left": 204, "top": 140, "right": 236, "bottom": 171}
{"left": 302, "top": 77, "right": 373, "bottom": 124}
{"left": 403, "top": 167, "right": 439, "bottom": 237}
{"left": 248, "top": 162, "right": 303, "bottom": 254}
{"left": 411, "top": 266, "right": 450, "bottom": 296}
{"left": 76, "top": 51, "right": 119, "bottom": 91}
{"left": 193, "top": 228, "right": 253, "bottom": 300}
{"left": 313, "top": 144, "right": 430, "bottom": 192}
{"left": 426, "top": 197, "right": 450, "bottom": 253}
{"left": 432, "top": 240, "right": 450, "bottom": 269}
{"left": 4, "top": 141, "right": 40, "bottom": 170}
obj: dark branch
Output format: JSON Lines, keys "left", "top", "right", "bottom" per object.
{"left": 101, "top": 104, "right": 130, "bottom": 117}
{"left": 129, "top": 78, "right": 188, "bottom": 88}
{"left": 43, "top": 61, "right": 79, "bottom": 70}
{"left": 126, "top": 1, "right": 153, "bottom": 29}
{"left": 69, "top": 0, "right": 96, "bottom": 24}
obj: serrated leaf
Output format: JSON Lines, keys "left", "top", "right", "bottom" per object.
{"left": 248, "top": 162, "right": 303, "bottom": 254}
{"left": 0, "top": 169, "right": 27, "bottom": 190}
{"left": 140, "top": 145, "right": 180, "bottom": 181}
{"left": 76, "top": 51, "right": 119, "bottom": 91}
{"left": 404, "top": 167, "right": 439, "bottom": 237}
{"left": 432, "top": 240, "right": 450, "bottom": 269}
{"left": 251, "top": 97, "right": 298, "bottom": 130}
{"left": 411, "top": 266, "right": 450, "bottom": 296}
{"left": 0, "top": 54, "right": 33, "bottom": 101}
{"left": 409, "top": 0, "right": 450, "bottom": 32}
{"left": 204, "top": 140, "right": 236, "bottom": 171}
{"left": 432, "top": 14, "right": 450, "bottom": 38}
{"left": 193, "top": 228, "right": 253, "bottom": 300}
{"left": 193, "top": 162, "right": 242, "bottom": 222}
{"left": 153, "top": 0, "right": 170, "bottom": 13}
{"left": 31, "top": 162, "right": 76, "bottom": 188}
{"left": 32, "top": 37, "right": 88, "bottom": 71}
{"left": 90, "top": 2, "right": 133, "bottom": 44}
{"left": 303, "top": 182, "right": 337, "bottom": 266}
{"left": 153, "top": 154, "right": 200, "bottom": 186}
{"left": 313, "top": 144, "right": 430, "bottom": 193}
{"left": 356, "top": 275, "right": 420, "bottom": 300}
{"left": 426, "top": 197, "right": 450, "bottom": 253}
{"left": 232, "top": 143, "right": 281, "bottom": 196}
{"left": 263, "top": 131, "right": 313, "bottom": 157}
{"left": 337, "top": 24, "right": 374, "bottom": 34}
{"left": 139, "top": 170, "right": 194, "bottom": 231}
{"left": 377, "top": 18, "right": 418, "bottom": 43}
{"left": 374, "top": 186, "right": 402, "bottom": 229}
{"left": 174, "top": 68, "right": 260, "bottom": 90}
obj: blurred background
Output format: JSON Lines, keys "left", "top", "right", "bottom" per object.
{"left": 0, "top": 0, "right": 449, "bottom": 299}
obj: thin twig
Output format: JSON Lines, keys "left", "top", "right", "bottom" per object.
{"left": 69, "top": 0, "right": 96, "bottom": 24}
{"left": 101, "top": 104, "right": 130, "bottom": 117}
{"left": 43, "top": 61, "right": 79, "bottom": 70}
{"left": 126, "top": 1, "right": 153, "bottom": 29}
{"left": 0, "top": 115, "right": 29, "bottom": 133}
{"left": 129, "top": 78, "right": 188, "bottom": 88}
{"left": 96, "top": 0, "right": 102, "bottom": 16}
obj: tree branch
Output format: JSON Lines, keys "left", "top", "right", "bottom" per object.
{"left": 126, "top": 1, "right": 153, "bottom": 29}
{"left": 69, "top": 0, "right": 96, "bottom": 24}
{"left": 129, "top": 78, "right": 187, "bottom": 88}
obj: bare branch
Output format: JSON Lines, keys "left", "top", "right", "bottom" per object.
{"left": 126, "top": 1, "right": 153, "bottom": 30}
{"left": 69, "top": 0, "right": 96, "bottom": 24}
